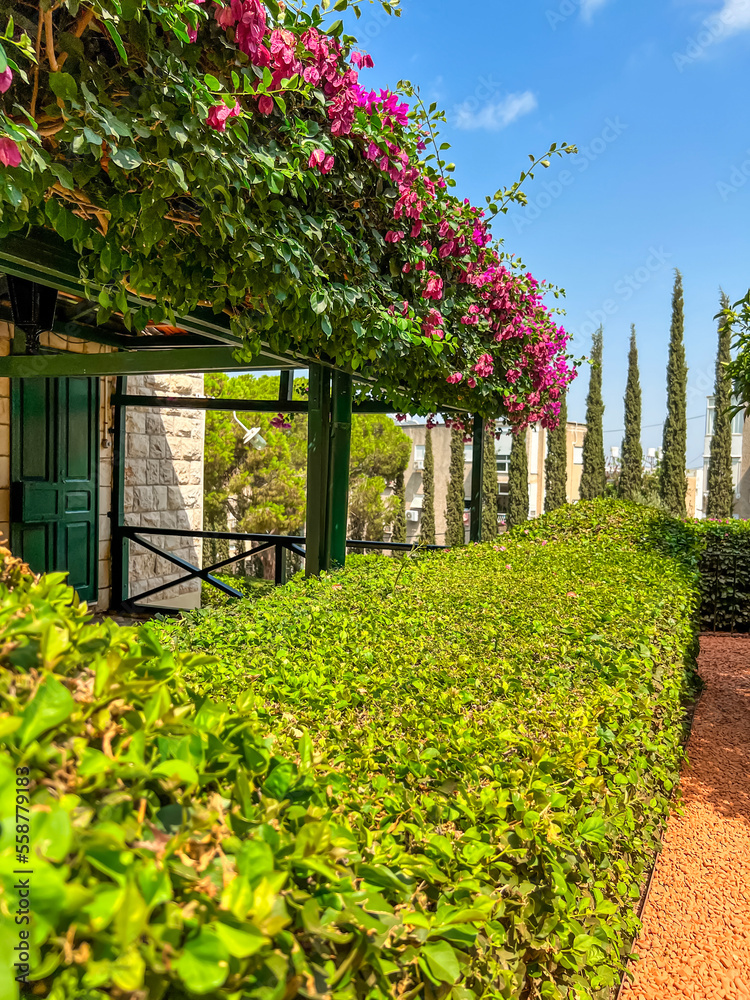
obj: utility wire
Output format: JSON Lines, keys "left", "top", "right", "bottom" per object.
{"left": 603, "top": 414, "right": 705, "bottom": 434}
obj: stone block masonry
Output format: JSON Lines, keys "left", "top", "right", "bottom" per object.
{"left": 123, "top": 374, "right": 206, "bottom": 609}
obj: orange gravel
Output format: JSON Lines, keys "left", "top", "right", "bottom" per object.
{"left": 621, "top": 634, "right": 750, "bottom": 1000}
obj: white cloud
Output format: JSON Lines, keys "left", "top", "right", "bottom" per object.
{"left": 454, "top": 91, "right": 538, "bottom": 132}
{"left": 580, "top": 0, "right": 612, "bottom": 22}
{"left": 717, "top": 0, "right": 750, "bottom": 34}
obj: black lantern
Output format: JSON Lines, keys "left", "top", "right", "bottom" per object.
{"left": 7, "top": 276, "right": 58, "bottom": 355}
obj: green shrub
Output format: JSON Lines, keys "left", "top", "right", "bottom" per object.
{"left": 690, "top": 518, "right": 750, "bottom": 631}
{"left": 0, "top": 501, "right": 700, "bottom": 1000}
{"left": 200, "top": 574, "right": 276, "bottom": 609}
{"left": 524, "top": 499, "right": 750, "bottom": 633}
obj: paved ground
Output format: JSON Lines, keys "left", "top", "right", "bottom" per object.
{"left": 621, "top": 634, "right": 750, "bottom": 1000}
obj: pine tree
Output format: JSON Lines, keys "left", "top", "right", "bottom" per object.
{"left": 619, "top": 325, "right": 643, "bottom": 500}
{"left": 445, "top": 423, "right": 467, "bottom": 546}
{"left": 706, "top": 291, "right": 735, "bottom": 519}
{"left": 661, "top": 270, "right": 688, "bottom": 517}
{"left": 420, "top": 425, "right": 436, "bottom": 545}
{"left": 508, "top": 430, "right": 529, "bottom": 528}
{"left": 579, "top": 327, "right": 606, "bottom": 500}
{"left": 544, "top": 394, "right": 568, "bottom": 512}
{"left": 391, "top": 471, "right": 407, "bottom": 543}
{"left": 482, "top": 422, "right": 498, "bottom": 539}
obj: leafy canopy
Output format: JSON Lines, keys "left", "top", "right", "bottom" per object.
{"left": 0, "top": 0, "right": 576, "bottom": 420}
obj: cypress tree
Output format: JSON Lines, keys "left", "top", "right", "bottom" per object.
{"left": 579, "top": 327, "right": 607, "bottom": 500}
{"left": 507, "top": 430, "right": 529, "bottom": 528}
{"left": 482, "top": 421, "right": 498, "bottom": 540}
{"left": 420, "top": 424, "right": 436, "bottom": 545}
{"left": 619, "top": 325, "right": 643, "bottom": 500}
{"left": 661, "top": 270, "right": 688, "bottom": 517}
{"left": 544, "top": 393, "right": 568, "bottom": 512}
{"left": 391, "top": 471, "right": 407, "bottom": 543}
{"left": 445, "top": 423, "right": 466, "bottom": 547}
{"left": 706, "top": 291, "right": 735, "bottom": 519}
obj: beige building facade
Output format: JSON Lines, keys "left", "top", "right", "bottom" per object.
{"left": 399, "top": 419, "right": 587, "bottom": 543}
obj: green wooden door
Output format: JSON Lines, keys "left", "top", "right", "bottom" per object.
{"left": 11, "top": 377, "right": 99, "bottom": 603}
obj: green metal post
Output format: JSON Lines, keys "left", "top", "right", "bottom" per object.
{"left": 276, "top": 370, "right": 294, "bottom": 585}
{"left": 327, "top": 371, "right": 353, "bottom": 570}
{"left": 279, "top": 370, "right": 294, "bottom": 402}
{"left": 469, "top": 414, "right": 484, "bottom": 543}
{"left": 305, "top": 364, "right": 330, "bottom": 577}
{"left": 110, "top": 376, "right": 129, "bottom": 608}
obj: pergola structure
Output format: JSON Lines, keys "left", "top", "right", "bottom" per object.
{"left": 0, "top": 227, "right": 489, "bottom": 612}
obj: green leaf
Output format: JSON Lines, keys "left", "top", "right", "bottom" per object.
{"left": 174, "top": 931, "right": 230, "bottom": 994}
{"left": 215, "top": 921, "right": 267, "bottom": 958}
{"left": 114, "top": 881, "right": 148, "bottom": 947}
{"left": 579, "top": 814, "right": 606, "bottom": 843}
{"left": 104, "top": 20, "right": 128, "bottom": 63}
{"left": 152, "top": 759, "right": 199, "bottom": 785}
{"left": 18, "top": 676, "right": 75, "bottom": 748}
{"left": 110, "top": 147, "right": 143, "bottom": 171}
{"left": 48, "top": 72, "right": 78, "bottom": 102}
{"left": 421, "top": 941, "right": 461, "bottom": 984}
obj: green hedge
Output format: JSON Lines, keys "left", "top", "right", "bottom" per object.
{"left": 0, "top": 501, "right": 699, "bottom": 1000}
{"left": 524, "top": 501, "right": 750, "bottom": 633}
{"left": 691, "top": 519, "right": 750, "bottom": 631}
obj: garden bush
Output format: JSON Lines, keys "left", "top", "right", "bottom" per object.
{"left": 0, "top": 502, "right": 700, "bottom": 1000}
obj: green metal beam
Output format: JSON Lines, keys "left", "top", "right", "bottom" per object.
{"left": 110, "top": 376, "right": 129, "bottom": 609}
{"left": 53, "top": 321, "right": 223, "bottom": 351}
{"left": 306, "top": 363, "right": 330, "bottom": 577}
{"left": 469, "top": 414, "right": 484, "bottom": 544}
{"left": 0, "top": 346, "right": 289, "bottom": 378}
{"left": 112, "top": 393, "right": 308, "bottom": 413}
{"left": 327, "top": 371, "right": 353, "bottom": 570}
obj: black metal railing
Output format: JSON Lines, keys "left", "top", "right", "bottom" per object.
{"left": 117, "top": 525, "right": 446, "bottom": 613}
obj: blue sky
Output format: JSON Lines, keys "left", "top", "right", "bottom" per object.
{"left": 345, "top": 0, "right": 750, "bottom": 467}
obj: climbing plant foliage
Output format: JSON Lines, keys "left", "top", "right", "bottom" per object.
{"left": 0, "top": 0, "right": 577, "bottom": 420}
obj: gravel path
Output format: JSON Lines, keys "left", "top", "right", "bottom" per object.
{"left": 621, "top": 634, "right": 750, "bottom": 1000}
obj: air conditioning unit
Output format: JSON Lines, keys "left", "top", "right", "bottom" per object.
{"left": 406, "top": 510, "right": 420, "bottom": 522}
{"left": 414, "top": 460, "right": 425, "bottom": 470}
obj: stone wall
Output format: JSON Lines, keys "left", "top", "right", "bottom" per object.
{"left": 124, "top": 374, "right": 205, "bottom": 609}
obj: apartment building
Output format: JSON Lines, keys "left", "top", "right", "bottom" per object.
{"left": 399, "top": 420, "right": 587, "bottom": 543}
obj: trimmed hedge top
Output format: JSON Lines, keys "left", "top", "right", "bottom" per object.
{"left": 0, "top": 501, "right": 700, "bottom": 1000}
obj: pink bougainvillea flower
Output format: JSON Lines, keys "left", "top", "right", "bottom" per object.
{"left": 567, "top": 592, "right": 578, "bottom": 598}
{"left": 467, "top": 377, "right": 477, "bottom": 389}
{"left": 506, "top": 564, "right": 512, "bottom": 570}
{"left": 385, "top": 230, "right": 405, "bottom": 243}
{"left": 270, "top": 413, "right": 292, "bottom": 430}
{"left": 472, "top": 353, "right": 494, "bottom": 378}
{"left": 257, "top": 94, "right": 275, "bottom": 115}
{"left": 206, "top": 101, "right": 241, "bottom": 130}
{"left": 423, "top": 272, "right": 443, "bottom": 301}
{"left": 395, "top": 414, "right": 407, "bottom": 422}
{"left": 422, "top": 308, "right": 444, "bottom": 339}
{"left": 321, "top": 154, "right": 335, "bottom": 174}
{"left": 0, "top": 67, "right": 13, "bottom": 93}
{"left": 446, "top": 372, "right": 463, "bottom": 384}
{"left": 350, "top": 50, "right": 374, "bottom": 69}
{"left": 0, "top": 137, "right": 22, "bottom": 168}
{"left": 307, "top": 149, "right": 326, "bottom": 170}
